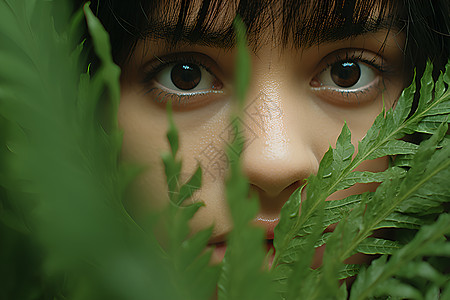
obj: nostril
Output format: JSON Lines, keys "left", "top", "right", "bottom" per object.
{"left": 250, "top": 179, "right": 303, "bottom": 217}
{"left": 241, "top": 135, "right": 318, "bottom": 198}
{"left": 245, "top": 160, "right": 312, "bottom": 198}
{"left": 285, "top": 181, "right": 304, "bottom": 194}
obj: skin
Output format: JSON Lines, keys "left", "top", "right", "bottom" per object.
{"left": 118, "top": 15, "right": 406, "bottom": 265}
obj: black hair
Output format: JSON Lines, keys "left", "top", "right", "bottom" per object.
{"left": 88, "top": 0, "right": 449, "bottom": 75}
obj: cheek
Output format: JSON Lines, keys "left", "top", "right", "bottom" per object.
{"left": 118, "top": 85, "right": 234, "bottom": 232}
{"left": 118, "top": 86, "right": 170, "bottom": 215}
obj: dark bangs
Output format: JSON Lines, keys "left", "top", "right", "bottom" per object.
{"left": 146, "top": 0, "right": 399, "bottom": 47}
{"left": 89, "top": 0, "right": 449, "bottom": 72}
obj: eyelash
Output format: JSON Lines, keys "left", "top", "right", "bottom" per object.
{"left": 312, "top": 50, "right": 391, "bottom": 104}
{"left": 142, "top": 50, "right": 391, "bottom": 108}
{"left": 323, "top": 52, "right": 387, "bottom": 74}
{"left": 143, "top": 54, "right": 215, "bottom": 84}
{"left": 141, "top": 53, "right": 223, "bottom": 108}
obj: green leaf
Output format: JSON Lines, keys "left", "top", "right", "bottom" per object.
{"left": 417, "top": 60, "right": 435, "bottom": 111}
{"left": 351, "top": 214, "right": 450, "bottom": 300}
{"left": 444, "top": 59, "right": 450, "bottom": 85}
{"left": 218, "top": 17, "right": 275, "bottom": 300}
{"left": 396, "top": 261, "right": 447, "bottom": 285}
{"left": 177, "top": 166, "right": 202, "bottom": 206}
{"left": 219, "top": 117, "right": 274, "bottom": 300}
{"left": 161, "top": 92, "right": 217, "bottom": 300}
{"left": 178, "top": 227, "right": 213, "bottom": 270}
{"left": 334, "top": 167, "right": 407, "bottom": 191}
{"left": 375, "top": 212, "right": 429, "bottom": 230}
{"left": 396, "top": 123, "right": 450, "bottom": 215}
{"left": 285, "top": 207, "right": 324, "bottom": 300}
{"left": 320, "top": 202, "right": 366, "bottom": 296}
{"left": 0, "top": 2, "right": 184, "bottom": 299}
{"left": 84, "top": 2, "right": 121, "bottom": 129}
{"left": 335, "top": 122, "right": 355, "bottom": 169}
{"left": 323, "top": 194, "right": 363, "bottom": 227}
{"left": 425, "top": 285, "right": 440, "bottom": 300}
{"left": 365, "top": 139, "right": 419, "bottom": 160}
{"left": 338, "top": 264, "right": 361, "bottom": 280}
{"left": 169, "top": 203, "right": 204, "bottom": 252}
{"left": 355, "top": 237, "right": 402, "bottom": 255}
{"left": 415, "top": 114, "right": 450, "bottom": 134}
{"left": 273, "top": 186, "right": 303, "bottom": 262}
{"left": 441, "top": 281, "right": 450, "bottom": 300}
{"left": 373, "top": 278, "right": 423, "bottom": 300}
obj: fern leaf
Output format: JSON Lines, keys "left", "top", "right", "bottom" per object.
{"left": 375, "top": 212, "right": 429, "bottom": 230}
{"left": 0, "top": 2, "right": 181, "bottom": 299}
{"left": 355, "top": 237, "right": 402, "bottom": 255}
{"left": 218, "top": 16, "right": 275, "bottom": 300}
{"left": 161, "top": 103, "right": 219, "bottom": 300}
{"left": 350, "top": 214, "right": 450, "bottom": 300}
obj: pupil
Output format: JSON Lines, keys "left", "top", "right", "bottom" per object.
{"left": 330, "top": 61, "right": 361, "bottom": 88}
{"left": 171, "top": 63, "right": 201, "bottom": 90}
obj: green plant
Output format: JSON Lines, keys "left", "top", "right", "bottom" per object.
{"left": 0, "top": 1, "right": 448, "bottom": 299}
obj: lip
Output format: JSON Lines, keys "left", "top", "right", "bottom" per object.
{"left": 254, "top": 216, "right": 279, "bottom": 240}
{"left": 208, "top": 221, "right": 352, "bottom": 269}
{"left": 208, "top": 232, "right": 229, "bottom": 245}
{"left": 208, "top": 217, "right": 278, "bottom": 245}
{"left": 208, "top": 217, "right": 279, "bottom": 264}
{"left": 209, "top": 241, "right": 227, "bottom": 264}
{"left": 208, "top": 239, "right": 276, "bottom": 266}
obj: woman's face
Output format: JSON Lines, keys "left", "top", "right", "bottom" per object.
{"left": 118, "top": 4, "right": 406, "bottom": 265}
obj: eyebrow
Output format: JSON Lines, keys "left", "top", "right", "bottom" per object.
{"left": 140, "top": 15, "right": 399, "bottom": 50}
{"left": 142, "top": 22, "right": 235, "bottom": 49}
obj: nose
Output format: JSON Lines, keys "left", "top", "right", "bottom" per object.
{"left": 240, "top": 91, "right": 319, "bottom": 218}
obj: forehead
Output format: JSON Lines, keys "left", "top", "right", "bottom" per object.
{"left": 144, "top": 0, "right": 400, "bottom": 49}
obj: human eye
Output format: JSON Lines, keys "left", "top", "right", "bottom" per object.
{"left": 142, "top": 52, "right": 225, "bottom": 109}
{"left": 310, "top": 50, "right": 388, "bottom": 105}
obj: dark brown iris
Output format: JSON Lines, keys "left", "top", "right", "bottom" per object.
{"left": 170, "top": 63, "right": 201, "bottom": 90}
{"left": 330, "top": 61, "right": 361, "bottom": 88}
